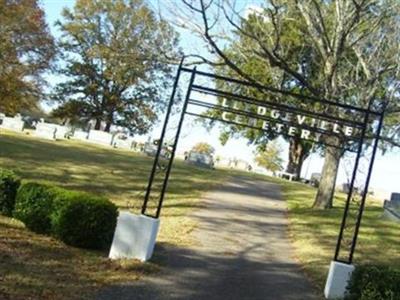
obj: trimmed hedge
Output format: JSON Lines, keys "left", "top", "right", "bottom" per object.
{"left": 51, "top": 192, "right": 118, "bottom": 250}
{"left": 346, "top": 265, "right": 400, "bottom": 300}
{"left": 13, "top": 182, "right": 57, "bottom": 234}
{"left": 0, "top": 169, "right": 20, "bottom": 216}
{"left": 12, "top": 180, "right": 118, "bottom": 250}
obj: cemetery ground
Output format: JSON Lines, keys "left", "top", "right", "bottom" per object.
{"left": 0, "top": 130, "right": 229, "bottom": 299}
{"left": 0, "top": 130, "right": 399, "bottom": 299}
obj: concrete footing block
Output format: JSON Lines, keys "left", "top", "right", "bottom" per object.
{"left": 324, "top": 260, "right": 355, "bottom": 299}
{"left": 109, "top": 212, "right": 160, "bottom": 261}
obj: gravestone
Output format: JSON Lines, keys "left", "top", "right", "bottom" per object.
{"left": 87, "top": 129, "right": 114, "bottom": 146}
{"left": 0, "top": 114, "right": 24, "bottom": 132}
{"left": 55, "top": 125, "right": 70, "bottom": 139}
{"left": 383, "top": 192, "right": 400, "bottom": 222}
{"left": 113, "top": 134, "right": 135, "bottom": 150}
{"left": 73, "top": 130, "right": 89, "bottom": 141}
{"left": 277, "top": 171, "right": 296, "bottom": 181}
{"left": 35, "top": 120, "right": 57, "bottom": 140}
{"left": 342, "top": 183, "right": 350, "bottom": 193}
{"left": 390, "top": 193, "right": 400, "bottom": 205}
{"left": 187, "top": 151, "right": 214, "bottom": 168}
{"left": 114, "top": 138, "right": 134, "bottom": 150}
{"left": 310, "top": 173, "right": 321, "bottom": 187}
{"left": 143, "top": 142, "right": 157, "bottom": 156}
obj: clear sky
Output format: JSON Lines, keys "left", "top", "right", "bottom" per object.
{"left": 40, "top": 0, "right": 400, "bottom": 198}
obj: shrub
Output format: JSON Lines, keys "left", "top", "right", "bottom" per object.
{"left": 0, "top": 169, "right": 21, "bottom": 216}
{"left": 51, "top": 192, "right": 118, "bottom": 250}
{"left": 13, "top": 182, "right": 57, "bottom": 234}
{"left": 13, "top": 182, "right": 118, "bottom": 250}
{"left": 346, "top": 265, "right": 400, "bottom": 300}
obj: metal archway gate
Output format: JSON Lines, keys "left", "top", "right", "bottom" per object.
{"left": 138, "top": 59, "right": 384, "bottom": 298}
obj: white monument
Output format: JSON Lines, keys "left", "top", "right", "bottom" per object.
{"left": 113, "top": 134, "right": 135, "bottom": 150}
{"left": 0, "top": 114, "right": 25, "bottom": 132}
{"left": 72, "top": 129, "right": 89, "bottom": 141}
{"left": 87, "top": 129, "right": 114, "bottom": 146}
{"left": 35, "top": 120, "right": 57, "bottom": 140}
{"left": 109, "top": 212, "right": 160, "bottom": 261}
{"left": 55, "top": 125, "right": 70, "bottom": 140}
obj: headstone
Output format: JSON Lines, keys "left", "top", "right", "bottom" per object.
{"left": 390, "top": 193, "right": 400, "bottom": 207}
{"left": 35, "top": 121, "right": 57, "bottom": 140}
{"left": 72, "top": 130, "right": 89, "bottom": 141}
{"left": 342, "top": 183, "right": 350, "bottom": 193}
{"left": 143, "top": 142, "right": 157, "bottom": 156}
{"left": 0, "top": 115, "right": 25, "bottom": 132}
{"left": 87, "top": 129, "right": 114, "bottom": 146}
{"left": 55, "top": 125, "right": 70, "bottom": 139}
{"left": 310, "top": 173, "right": 321, "bottom": 187}
{"left": 187, "top": 151, "right": 214, "bottom": 168}
{"left": 113, "top": 133, "right": 135, "bottom": 150}
{"left": 383, "top": 192, "right": 400, "bottom": 222}
{"left": 114, "top": 138, "right": 134, "bottom": 150}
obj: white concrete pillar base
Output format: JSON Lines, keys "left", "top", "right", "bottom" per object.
{"left": 324, "top": 260, "right": 355, "bottom": 299}
{"left": 109, "top": 212, "right": 160, "bottom": 262}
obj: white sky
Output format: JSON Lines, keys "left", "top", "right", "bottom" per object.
{"left": 41, "top": 0, "right": 400, "bottom": 197}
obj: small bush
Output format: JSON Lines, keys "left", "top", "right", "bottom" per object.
{"left": 346, "top": 265, "right": 400, "bottom": 300}
{"left": 13, "top": 182, "right": 57, "bottom": 233}
{"left": 0, "top": 169, "right": 21, "bottom": 216}
{"left": 51, "top": 192, "right": 118, "bottom": 250}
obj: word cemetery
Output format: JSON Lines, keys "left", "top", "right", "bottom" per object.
{"left": 220, "top": 100, "right": 355, "bottom": 142}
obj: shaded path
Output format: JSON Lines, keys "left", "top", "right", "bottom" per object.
{"left": 97, "top": 176, "right": 318, "bottom": 300}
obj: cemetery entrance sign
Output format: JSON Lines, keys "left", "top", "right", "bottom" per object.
{"left": 112, "top": 60, "right": 385, "bottom": 298}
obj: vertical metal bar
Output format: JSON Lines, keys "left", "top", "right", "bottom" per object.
{"left": 155, "top": 67, "right": 197, "bottom": 218}
{"left": 141, "top": 58, "right": 184, "bottom": 215}
{"left": 348, "top": 111, "right": 385, "bottom": 263}
{"left": 334, "top": 111, "right": 370, "bottom": 261}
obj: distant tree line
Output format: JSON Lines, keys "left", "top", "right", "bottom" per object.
{"left": 0, "top": 0, "right": 180, "bottom": 135}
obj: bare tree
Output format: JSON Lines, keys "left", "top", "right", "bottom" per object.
{"left": 159, "top": 0, "right": 400, "bottom": 208}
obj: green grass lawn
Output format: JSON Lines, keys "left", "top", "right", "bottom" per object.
{"left": 279, "top": 179, "right": 400, "bottom": 290}
{"left": 0, "top": 130, "right": 230, "bottom": 299}
{"left": 1, "top": 129, "right": 398, "bottom": 298}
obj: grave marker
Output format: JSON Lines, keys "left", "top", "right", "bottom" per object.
{"left": 0, "top": 115, "right": 25, "bottom": 132}
{"left": 87, "top": 130, "right": 114, "bottom": 146}
{"left": 35, "top": 120, "right": 57, "bottom": 140}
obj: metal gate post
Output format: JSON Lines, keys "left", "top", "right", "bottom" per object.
{"left": 142, "top": 58, "right": 184, "bottom": 215}
{"left": 155, "top": 67, "right": 197, "bottom": 218}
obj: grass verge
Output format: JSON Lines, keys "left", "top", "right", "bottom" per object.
{"left": 279, "top": 179, "right": 400, "bottom": 290}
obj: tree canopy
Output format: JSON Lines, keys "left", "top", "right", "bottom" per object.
{"left": 255, "top": 141, "right": 284, "bottom": 174}
{"left": 0, "top": 0, "right": 55, "bottom": 114}
{"left": 53, "top": 0, "right": 180, "bottom": 134}
{"left": 162, "top": 0, "right": 400, "bottom": 209}
{"left": 191, "top": 142, "right": 215, "bottom": 155}
{"left": 209, "top": 12, "right": 316, "bottom": 179}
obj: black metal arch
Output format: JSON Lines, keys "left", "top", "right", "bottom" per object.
{"left": 141, "top": 60, "right": 385, "bottom": 265}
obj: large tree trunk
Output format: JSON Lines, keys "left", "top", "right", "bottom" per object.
{"left": 286, "top": 139, "right": 308, "bottom": 179}
{"left": 104, "top": 110, "right": 114, "bottom": 132}
{"left": 94, "top": 118, "right": 101, "bottom": 130}
{"left": 105, "top": 122, "right": 111, "bottom": 132}
{"left": 312, "top": 145, "right": 341, "bottom": 209}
